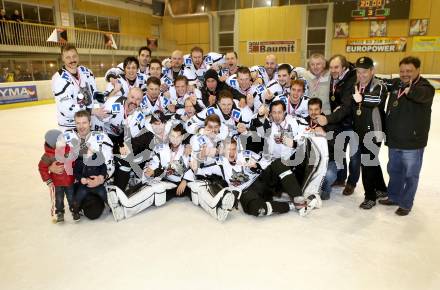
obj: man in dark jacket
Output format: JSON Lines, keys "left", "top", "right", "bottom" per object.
{"left": 326, "top": 54, "right": 361, "bottom": 196}
{"left": 350, "top": 57, "right": 388, "bottom": 209}
{"left": 200, "top": 69, "right": 244, "bottom": 107}
{"left": 379, "top": 56, "right": 435, "bottom": 216}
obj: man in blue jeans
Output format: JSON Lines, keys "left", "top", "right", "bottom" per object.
{"left": 381, "top": 56, "right": 434, "bottom": 216}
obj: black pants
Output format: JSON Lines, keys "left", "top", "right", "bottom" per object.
{"left": 240, "top": 159, "right": 301, "bottom": 216}
{"left": 166, "top": 186, "right": 191, "bottom": 201}
{"left": 360, "top": 141, "right": 387, "bottom": 201}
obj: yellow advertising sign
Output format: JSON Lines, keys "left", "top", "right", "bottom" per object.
{"left": 412, "top": 36, "right": 440, "bottom": 52}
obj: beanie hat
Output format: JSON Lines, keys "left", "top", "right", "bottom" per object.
{"left": 44, "top": 129, "right": 62, "bottom": 148}
{"left": 204, "top": 69, "right": 219, "bottom": 83}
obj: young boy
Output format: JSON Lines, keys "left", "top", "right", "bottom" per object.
{"left": 38, "top": 129, "right": 80, "bottom": 223}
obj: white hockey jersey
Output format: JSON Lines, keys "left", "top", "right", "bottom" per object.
{"left": 92, "top": 96, "right": 146, "bottom": 138}
{"left": 183, "top": 52, "right": 225, "bottom": 88}
{"left": 194, "top": 150, "right": 262, "bottom": 191}
{"left": 148, "top": 143, "right": 192, "bottom": 183}
{"left": 252, "top": 114, "right": 308, "bottom": 160}
{"left": 104, "top": 62, "right": 149, "bottom": 82}
{"left": 167, "top": 86, "right": 205, "bottom": 110}
{"left": 186, "top": 105, "right": 253, "bottom": 136}
{"left": 274, "top": 94, "right": 309, "bottom": 119}
{"left": 62, "top": 129, "right": 114, "bottom": 178}
{"left": 251, "top": 65, "right": 278, "bottom": 86}
{"left": 105, "top": 73, "right": 147, "bottom": 99}
{"left": 52, "top": 66, "right": 97, "bottom": 130}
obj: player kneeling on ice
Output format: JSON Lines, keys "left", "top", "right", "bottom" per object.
{"left": 106, "top": 124, "right": 192, "bottom": 221}
{"left": 185, "top": 114, "right": 240, "bottom": 222}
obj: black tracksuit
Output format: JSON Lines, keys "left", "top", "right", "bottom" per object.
{"left": 352, "top": 77, "right": 388, "bottom": 200}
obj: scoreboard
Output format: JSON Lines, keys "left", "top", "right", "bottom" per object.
{"left": 334, "top": 0, "right": 411, "bottom": 22}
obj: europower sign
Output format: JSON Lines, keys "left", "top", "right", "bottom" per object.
{"left": 0, "top": 85, "right": 38, "bottom": 104}
{"left": 248, "top": 40, "right": 296, "bottom": 53}
{"left": 346, "top": 37, "right": 407, "bottom": 53}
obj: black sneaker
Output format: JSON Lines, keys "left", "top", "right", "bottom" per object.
{"left": 359, "top": 199, "right": 376, "bottom": 210}
{"left": 72, "top": 212, "right": 81, "bottom": 222}
{"left": 56, "top": 212, "right": 64, "bottom": 223}
{"left": 378, "top": 198, "right": 397, "bottom": 206}
{"left": 376, "top": 190, "right": 388, "bottom": 199}
{"left": 395, "top": 207, "right": 411, "bottom": 216}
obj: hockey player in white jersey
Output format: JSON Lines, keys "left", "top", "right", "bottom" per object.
{"left": 163, "top": 75, "right": 205, "bottom": 112}
{"left": 140, "top": 77, "right": 173, "bottom": 116}
{"left": 105, "top": 57, "right": 147, "bottom": 99}
{"left": 52, "top": 44, "right": 106, "bottom": 131}
{"left": 218, "top": 51, "right": 240, "bottom": 82}
{"left": 91, "top": 87, "right": 144, "bottom": 143}
{"left": 224, "top": 67, "right": 265, "bottom": 113}
{"left": 161, "top": 50, "right": 185, "bottom": 86}
{"left": 246, "top": 100, "right": 308, "bottom": 161}
{"left": 182, "top": 47, "right": 224, "bottom": 88}
{"left": 187, "top": 116, "right": 239, "bottom": 221}
{"left": 274, "top": 79, "right": 309, "bottom": 119}
{"left": 106, "top": 124, "right": 192, "bottom": 221}
{"left": 186, "top": 90, "right": 252, "bottom": 137}
{"left": 252, "top": 54, "right": 278, "bottom": 86}
{"left": 104, "top": 46, "right": 151, "bottom": 82}
{"left": 148, "top": 58, "right": 174, "bottom": 92}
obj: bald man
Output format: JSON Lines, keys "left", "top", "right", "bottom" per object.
{"left": 251, "top": 54, "right": 279, "bottom": 86}
{"left": 162, "top": 50, "right": 185, "bottom": 84}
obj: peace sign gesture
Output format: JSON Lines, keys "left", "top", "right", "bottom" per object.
{"left": 353, "top": 85, "right": 362, "bottom": 103}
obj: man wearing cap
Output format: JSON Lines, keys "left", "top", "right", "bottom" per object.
{"left": 315, "top": 57, "right": 388, "bottom": 208}
{"left": 351, "top": 56, "right": 388, "bottom": 209}
{"left": 379, "top": 56, "right": 434, "bottom": 216}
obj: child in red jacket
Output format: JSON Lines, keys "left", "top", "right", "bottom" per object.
{"left": 38, "top": 129, "right": 80, "bottom": 223}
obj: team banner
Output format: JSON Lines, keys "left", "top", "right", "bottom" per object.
{"left": 0, "top": 85, "right": 38, "bottom": 105}
{"left": 346, "top": 37, "right": 407, "bottom": 53}
{"left": 412, "top": 36, "right": 440, "bottom": 52}
{"left": 247, "top": 41, "right": 296, "bottom": 53}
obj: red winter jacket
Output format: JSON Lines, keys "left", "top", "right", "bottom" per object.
{"left": 38, "top": 143, "right": 75, "bottom": 186}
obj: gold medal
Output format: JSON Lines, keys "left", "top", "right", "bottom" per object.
{"left": 393, "top": 100, "right": 398, "bottom": 107}
{"left": 356, "top": 109, "right": 362, "bottom": 116}
{"left": 331, "top": 95, "right": 335, "bottom": 101}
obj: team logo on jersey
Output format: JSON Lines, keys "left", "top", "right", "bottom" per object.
{"left": 185, "top": 58, "right": 193, "bottom": 66}
{"left": 279, "top": 95, "right": 288, "bottom": 105}
{"left": 232, "top": 109, "right": 241, "bottom": 121}
{"left": 256, "top": 85, "right": 265, "bottom": 94}
{"left": 204, "top": 55, "right": 212, "bottom": 64}
{"left": 197, "top": 136, "right": 206, "bottom": 145}
{"left": 63, "top": 132, "right": 72, "bottom": 142}
{"left": 137, "top": 74, "right": 144, "bottom": 81}
{"left": 111, "top": 103, "right": 121, "bottom": 114}
{"left": 80, "top": 67, "right": 86, "bottom": 72}
{"left": 95, "top": 133, "right": 104, "bottom": 144}
{"left": 207, "top": 107, "right": 215, "bottom": 116}
{"left": 229, "top": 79, "right": 237, "bottom": 88}
{"left": 61, "top": 72, "right": 69, "bottom": 80}
{"left": 141, "top": 96, "right": 148, "bottom": 108}
{"left": 164, "top": 77, "right": 173, "bottom": 86}
{"left": 258, "top": 67, "right": 265, "bottom": 74}
{"left": 135, "top": 112, "right": 144, "bottom": 122}
{"left": 163, "top": 97, "right": 170, "bottom": 106}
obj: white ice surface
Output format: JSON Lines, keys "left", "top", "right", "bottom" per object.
{"left": 0, "top": 98, "right": 439, "bottom": 290}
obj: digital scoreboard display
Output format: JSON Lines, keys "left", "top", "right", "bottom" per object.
{"left": 334, "top": 0, "right": 411, "bottom": 22}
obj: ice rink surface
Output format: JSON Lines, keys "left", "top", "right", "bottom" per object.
{"left": 1, "top": 97, "right": 439, "bottom": 290}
